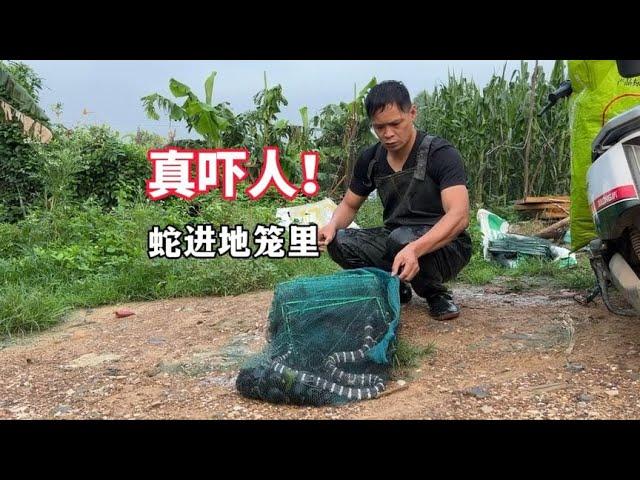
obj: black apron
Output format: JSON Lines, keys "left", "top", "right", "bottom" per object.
{"left": 365, "top": 135, "right": 446, "bottom": 230}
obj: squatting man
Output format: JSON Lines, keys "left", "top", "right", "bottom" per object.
{"left": 318, "top": 80, "right": 472, "bottom": 320}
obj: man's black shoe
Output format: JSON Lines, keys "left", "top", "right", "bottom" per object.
{"left": 426, "top": 292, "right": 460, "bottom": 320}
{"left": 400, "top": 281, "right": 413, "bottom": 304}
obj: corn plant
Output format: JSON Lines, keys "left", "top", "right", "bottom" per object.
{"left": 415, "top": 60, "right": 570, "bottom": 206}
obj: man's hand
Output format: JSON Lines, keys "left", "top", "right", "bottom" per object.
{"left": 318, "top": 224, "right": 337, "bottom": 252}
{"left": 392, "top": 243, "right": 420, "bottom": 281}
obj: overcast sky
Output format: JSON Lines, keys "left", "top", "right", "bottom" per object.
{"left": 24, "top": 60, "right": 558, "bottom": 139}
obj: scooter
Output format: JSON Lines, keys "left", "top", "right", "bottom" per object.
{"left": 540, "top": 60, "right": 640, "bottom": 316}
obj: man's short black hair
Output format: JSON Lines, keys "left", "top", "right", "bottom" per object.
{"left": 364, "top": 80, "right": 412, "bottom": 118}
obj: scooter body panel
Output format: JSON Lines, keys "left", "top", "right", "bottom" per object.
{"left": 588, "top": 141, "right": 640, "bottom": 239}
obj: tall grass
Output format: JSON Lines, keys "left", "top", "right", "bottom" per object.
{"left": 0, "top": 194, "right": 340, "bottom": 336}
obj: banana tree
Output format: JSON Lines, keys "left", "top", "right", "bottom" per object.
{"left": 141, "top": 71, "right": 235, "bottom": 148}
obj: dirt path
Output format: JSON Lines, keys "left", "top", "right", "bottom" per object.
{"left": 1, "top": 285, "right": 640, "bottom": 419}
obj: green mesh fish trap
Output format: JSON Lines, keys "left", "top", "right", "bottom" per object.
{"left": 236, "top": 267, "right": 401, "bottom": 406}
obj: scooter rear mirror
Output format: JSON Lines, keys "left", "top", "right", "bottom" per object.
{"left": 616, "top": 60, "right": 640, "bottom": 78}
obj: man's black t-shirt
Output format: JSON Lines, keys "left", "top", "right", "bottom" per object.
{"left": 349, "top": 130, "right": 467, "bottom": 197}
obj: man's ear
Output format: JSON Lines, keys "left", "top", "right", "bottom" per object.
{"left": 409, "top": 104, "right": 417, "bottom": 120}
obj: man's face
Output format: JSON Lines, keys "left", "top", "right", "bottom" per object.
{"left": 370, "top": 103, "right": 417, "bottom": 152}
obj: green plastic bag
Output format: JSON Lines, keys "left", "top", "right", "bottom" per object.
{"left": 568, "top": 60, "right": 640, "bottom": 250}
{"left": 477, "top": 209, "right": 576, "bottom": 268}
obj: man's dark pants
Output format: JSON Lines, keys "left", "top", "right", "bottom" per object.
{"left": 326, "top": 225, "right": 472, "bottom": 300}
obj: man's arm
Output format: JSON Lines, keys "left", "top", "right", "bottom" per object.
{"left": 318, "top": 189, "right": 367, "bottom": 250}
{"left": 328, "top": 189, "right": 368, "bottom": 230}
{"left": 391, "top": 185, "right": 469, "bottom": 280}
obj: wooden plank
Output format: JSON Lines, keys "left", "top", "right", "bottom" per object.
{"left": 515, "top": 196, "right": 569, "bottom": 205}
{"left": 539, "top": 212, "right": 569, "bottom": 220}
{"left": 534, "top": 217, "right": 570, "bottom": 238}
{"left": 514, "top": 203, "right": 568, "bottom": 212}
{"left": 516, "top": 210, "right": 568, "bottom": 220}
